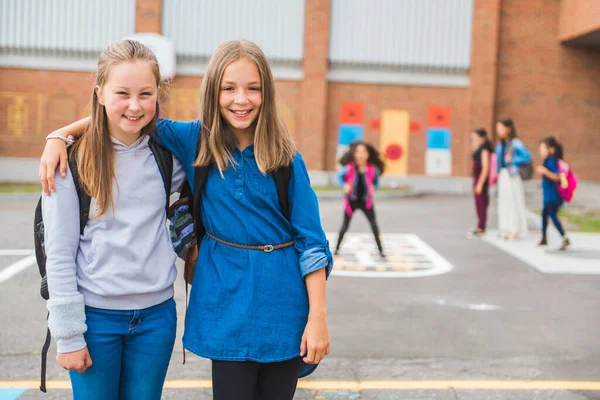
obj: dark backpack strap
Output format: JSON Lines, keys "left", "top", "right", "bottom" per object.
{"left": 272, "top": 165, "right": 292, "bottom": 221}
{"left": 66, "top": 148, "right": 91, "bottom": 236}
{"left": 193, "top": 165, "right": 210, "bottom": 242}
{"left": 39, "top": 323, "right": 51, "bottom": 392}
{"left": 148, "top": 137, "right": 174, "bottom": 212}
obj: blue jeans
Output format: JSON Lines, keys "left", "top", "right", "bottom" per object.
{"left": 542, "top": 203, "right": 565, "bottom": 237}
{"left": 69, "top": 298, "right": 177, "bottom": 400}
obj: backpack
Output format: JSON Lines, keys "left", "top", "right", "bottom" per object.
{"left": 33, "top": 137, "right": 173, "bottom": 393}
{"left": 489, "top": 152, "right": 499, "bottom": 187}
{"left": 557, "top": 159, "right": 578, "bottom": 202}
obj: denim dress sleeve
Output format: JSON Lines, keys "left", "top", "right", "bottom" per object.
{"left": 337, "top": 165, "right": 349, "bottom": 188}
{"left": 155, "top": 118, "right": 202, "bottom": 186}
{"left": 511, "top": 139, "right": 532, "bottom": 166}
{"left": 289, "top": 152, "right": 334, "bottom": 279}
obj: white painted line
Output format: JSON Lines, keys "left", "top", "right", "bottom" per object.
{"left": 355, "top": 251, "right": 375, "bottom": 267}
{"left": 0, "top": 255, "right": 37, "bottom": 283}
{"left": 0, "top": 249, "right": 35, "bottom": 256}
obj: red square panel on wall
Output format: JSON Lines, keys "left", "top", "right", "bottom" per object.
{"left": 427, "top": 106, "right": 451, "bottom": 128}
{"left": 340, "top": 102, "right": 365, "bottom": 124}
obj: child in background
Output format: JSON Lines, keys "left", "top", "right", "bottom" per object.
{"left": 495, "top": 118, "right": 531, "bottom": 239}
{"left": 537, "top": 137, "right": 570, "bottom": 250}
{"left": 334, "top": 141, "right": 386, "bottom": 258}
{"left": 469, "top": 128, "right": 493, "bottom": 237}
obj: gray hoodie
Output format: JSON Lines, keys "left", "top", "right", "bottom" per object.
{"left": 42, "top": 135, "right": 185, "bottom": 353}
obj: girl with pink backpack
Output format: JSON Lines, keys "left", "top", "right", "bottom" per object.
{"left": 536, "top": 137, "right": 573, "bottom": 250}
{"left": 334, "top": 141, "right": 386, "bottom": 258}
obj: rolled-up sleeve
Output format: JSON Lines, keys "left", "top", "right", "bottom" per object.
{"left": 288, "top": 152, "right": 333, "bottom": 279}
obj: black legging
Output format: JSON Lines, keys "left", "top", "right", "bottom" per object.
{"left": 212, "top": 357, "right": 302, "bottom": 400}
{"left": 335, "top": 200, "right": 383, "bottom": 254}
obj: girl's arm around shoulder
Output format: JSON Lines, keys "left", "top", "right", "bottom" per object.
{"left": 41, "top": 167, "right": 88, "bottom": 354}
{"left": 289, "top": 152, "right": 334, "bottom": 279}
{"left": 154, "top": 118, "right": 201, "bottom": 162}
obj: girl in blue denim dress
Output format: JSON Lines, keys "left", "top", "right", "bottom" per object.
{"left": 40, "top": 39, "right": 333, "bottom": 400}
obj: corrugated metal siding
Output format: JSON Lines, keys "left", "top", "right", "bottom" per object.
{"left": 162, "top": 0, "right": 305, "bottom": 79}
{"left": 0, "top": 0, "right": 136, "bottom": 70}
{"left": 329, "top": 0, "right": 474, "bottom": 86}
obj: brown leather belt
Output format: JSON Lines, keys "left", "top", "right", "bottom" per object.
{"left": 206, "top": 232, "right": 294, "bottom": 253}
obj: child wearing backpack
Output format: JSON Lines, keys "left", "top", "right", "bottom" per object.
{"left": 334, "top": 141, "right": 386, "bottom": 258}
{"left": 40, "top": 40, "right": 185, "bottom": 399}
{"left": 40, "top": 39, "right": 332, "bottom": 400}
{"left": 469, "top": 128, "right": 494, "bottom": 237}
{"left": 537, "top": 136, "right": 570, "bottom": 250}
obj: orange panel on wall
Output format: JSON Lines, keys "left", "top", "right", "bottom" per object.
{"left": 340, "top": 102, "right": 364, "bottom": 124}
{"left": 427, "top": 106, "right": 451, "bottom": 128}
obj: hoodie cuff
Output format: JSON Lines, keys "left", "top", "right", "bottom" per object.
{"left": 57, "top": 334, "right": 87, "bottom": 354}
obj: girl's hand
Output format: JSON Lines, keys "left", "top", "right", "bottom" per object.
{"left": 300, "top": 313, "right": 330, "bottom": 364}
{"left": 343, "top": 183, "right": 352, "bottom": 195}
{"left": 57, "top": 347, "right": 92, "bottom": 373}
{"left": 474, "top": 184, "right": 483, "bottom": 195}
{"left": 536, "top": 165, "right": 546, "bottom": 175}
{"left": 40, "top": 137, "right": 68, "bottom": 195}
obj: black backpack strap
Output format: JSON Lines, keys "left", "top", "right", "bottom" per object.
{"left": 39, "top": 323, "right": 51, "bottom": 392}
{"left": 272, "top": 164, "right": 292, "bottom": 221}
{"left": 148, "top": 137, "right": 174, "bottom": 212}
{"left": 66, "top": 148, "right": 91, "bottom": 235}
{"left": 193, "top": 165, "right": 210, "bottom": 242}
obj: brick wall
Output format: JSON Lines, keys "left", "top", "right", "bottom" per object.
{"left": 1, "top": 0, "right": 599, "bottom": 180}
{"left": 495, "top": 0, "right": 600, "bottom": 180}
{"left": 325, "top": 83, "right": 469, "bottom": 175}
{"left": 559, "top": 0, "right": 600, "bottom": 41}
{"left": 0, "top": 68, "right": 94, "bottom": 158}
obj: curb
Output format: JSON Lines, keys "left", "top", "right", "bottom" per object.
{"left": 525, "top": 210, "right": 542, "bottom": 232}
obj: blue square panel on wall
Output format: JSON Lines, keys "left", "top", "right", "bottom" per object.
{"left": 426, "top": 128, "right": 451, "bottom": 150}
{"left": 338, "top": 124, "right": 364, "bottom": 145}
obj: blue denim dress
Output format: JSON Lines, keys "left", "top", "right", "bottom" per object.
{"left": 155, "top": 119, "right": 333, "bottom": 377}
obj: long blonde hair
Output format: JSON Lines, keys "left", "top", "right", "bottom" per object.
{"left": 73, "top": 40, "right": 161, "bottom": 217}
{"left": 194, "top": 40, "right": 296, "bottom": 174}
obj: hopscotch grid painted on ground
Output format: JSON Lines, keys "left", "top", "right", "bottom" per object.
{"left": 0, "top": 234, "right": 454, "bottom": 283}
{"left": 327, "top": 233, "right": 453, "bottom": 278}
